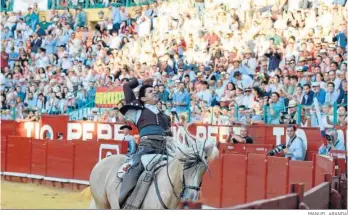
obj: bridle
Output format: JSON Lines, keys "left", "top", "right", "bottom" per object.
{"left": 153, "top": 138, "right": 209, "bottom": 209}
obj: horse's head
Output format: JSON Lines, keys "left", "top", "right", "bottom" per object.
{"left": 174, "top": 130, "right": 219, "bottom": 202}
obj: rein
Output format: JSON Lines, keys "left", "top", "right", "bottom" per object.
{"left": 153, "top": 140, "right": 207, "bottom": 209}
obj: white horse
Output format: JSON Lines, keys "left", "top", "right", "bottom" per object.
{"left": 88, "top": 132, "right": 219, "bottom": 209}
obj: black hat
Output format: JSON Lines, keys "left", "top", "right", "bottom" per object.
{"left": 120, "top": 125, "right": 132, "bottom": 130}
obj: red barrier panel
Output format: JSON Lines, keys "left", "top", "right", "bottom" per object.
{"left": 246, "top": 144, "right": 274, "bottom": 154}
{"left": 46, "top": 140, "right": 74, "bottom": 180}
{"left": 6, "top": 136, "right": 32, "bottom": 175}
{"left": 221, "top": 154, "right": 247, "bottom": 207}
{"left": 31, "top": 139, "right": 47, "bottom": 177}
{"left": 314, "top": 154, "right": 335, "bottom": 186}
{"left": 1, "top": 120, "right": 17, "bottom": 137}
{"left": 1, "top": 137, "right": 7, "bottom": 173}
{"left": 98, "top": 139, "right": 128, "bottom": 155}
{"left": 248, "top": 125, "right": 267, "bottom": 145}
{"left": 266, "top": 157, "right": 289, "bottom": 198}
{"left": 289, "top": 160, "right": 313, "bottom": 191}
{"left": 220, "top": 144, "right": 246, "bottom": 154}
{"left": 73, "top": 140, "right": 101, "bottom": 181}
{"left": 246, "top": 153, "right": 267, "bottom": 202}
{"left": 201, "top": 156, "right": 223, "bottom": 208}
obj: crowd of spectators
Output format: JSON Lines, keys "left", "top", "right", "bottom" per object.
{"left": 0, "top": 0, "right": 347, "bottom": 127}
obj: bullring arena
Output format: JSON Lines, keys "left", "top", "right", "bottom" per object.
{"left": 1, "top": 0, "right": 348, "bottom": 211}
{"left": 1, "top": 181, "right": 90, "bottom": 209}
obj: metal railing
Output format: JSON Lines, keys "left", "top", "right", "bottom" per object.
{"left": 0, "top": 0, "right": 14, "bottom": 12}
{"left": 0, "top": 0, "right": 173, "bottom": 12}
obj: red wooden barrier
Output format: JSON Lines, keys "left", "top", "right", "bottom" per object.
{"left": 1, "top": 120, "right": 17, "bottom": 137}
{"left": 30, "top": 139, "right": 47, "bottom": 178}
{"left": 289, "top": 160, "right": 313, "bottom": 191}
{"left": 1, "top": 137, "right": 7, "bottom": 173}
{"left": 266, "top": 157, "right": 290, "bottom": 198}
{"left": 246, "top": 144, "right": 274, "bottom": 155}
{"left": 314, "top": 154, "right": 335, "bottom": 186}
{"left": 200, "top": 156, "right": 223, "bottom": 208}
{"left": 73, "top": 140, "right": 102, "bottom": 182}
{"left": 303, "top": 182, "right": 331, "bottom": 209}
{"left": 98, "top": 139, "right": 129, "bottom": 155}
{"left": 247, "top": 125, "right": 267, "bottom": 145}
{"left": 220, "top": 144, "right": 246, "bottom": 154}
{"left": 46, "top": 140, "right": 74, "bottom": 180}
{"left": 6, "top": 136, "right": 32, "bottom": 176}
{"left": 221, "top": 154, "right": 247, "bottom": 207}
{"left": 246, "top": 153, "right": 267, "bottom": 202}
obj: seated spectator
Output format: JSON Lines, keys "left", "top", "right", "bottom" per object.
{"left": 318, "top": 128, "right": 346, "bottom": 156}
{"left": 229, "top": 126, "right": 253, "bottom": 144}
{"left": 284, "top": 125, "right": 306, "bottom": 161}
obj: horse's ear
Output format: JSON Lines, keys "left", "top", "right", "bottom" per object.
{"left": 204, "top": 140, "right": 219, "bottom": 161}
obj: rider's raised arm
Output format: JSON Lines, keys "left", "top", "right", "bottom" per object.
{"left": 123, "top": 78, "right": 143, "bottom": 104}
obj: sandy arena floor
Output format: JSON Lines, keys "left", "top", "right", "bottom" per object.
{"left": 1, "top": 181, "right": 91, "bottom": 209}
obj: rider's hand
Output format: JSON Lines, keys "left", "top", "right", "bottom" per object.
{"left": 143, "top": 78, "right": 154, "bottom": 86}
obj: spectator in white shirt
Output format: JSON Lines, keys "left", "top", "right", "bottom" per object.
{"left": 233, "top": 71, "right": 253, "bottom": 89}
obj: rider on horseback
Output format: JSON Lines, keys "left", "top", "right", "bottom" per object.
{"left": 119, "top": 77, "right": 172, "bottom": 206}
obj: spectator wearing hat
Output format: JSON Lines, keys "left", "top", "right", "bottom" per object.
{"left": 231, "top": 57, "right": 254, "bottom": 78}
{"left": 242, "top": 48, "right": 257, "bottom": 72}
{"left": 120, "top": 124, "right": 137, "bottom": 157}
{"left": 242, "top": 87, "right": 254, "bottom": 108}
{"left": 312, "top": 82, "right": 326, "bottom": 105}
{"left": 280, "top": 100, "right": 298, "bottom": 124}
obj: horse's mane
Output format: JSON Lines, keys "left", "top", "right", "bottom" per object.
{"left": 165, "top": 126, "right": 219, "bottom": 162}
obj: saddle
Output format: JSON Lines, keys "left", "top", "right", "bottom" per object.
{"left": 118, "top": 154, "right": 169, "bottom": 209}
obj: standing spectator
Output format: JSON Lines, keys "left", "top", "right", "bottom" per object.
{"left": 268, "top": 92, "right": 285, "bottom": 124}
{"left": 120, "top": 124, "right": 137, "bottom": 156}
{"left": 1, "top": 48, "right": 9, "bottom": 69}
{"left": 158, "top": 84, "right": 170, "bottom": 102}
{"left": 172, "top": 82, "right": 190, "bottom": 115}
{"left": 25, "top": 7, "right": 39, "bottom": 31}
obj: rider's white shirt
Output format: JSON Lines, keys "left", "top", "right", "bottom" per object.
{"left": 125, "top": 104, "right": 159, "bottom": 124}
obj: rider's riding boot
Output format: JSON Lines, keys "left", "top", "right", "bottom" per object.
{"left": 119, "top": 168, "right": 142, "bottom": 206}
